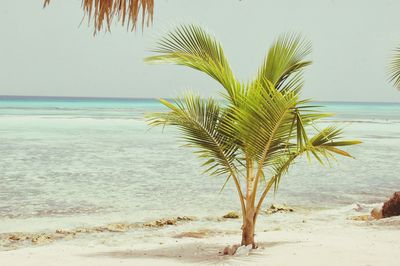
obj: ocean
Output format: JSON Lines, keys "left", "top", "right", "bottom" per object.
{"left": 1, "top": 96, "right": 400, "bottom": 247}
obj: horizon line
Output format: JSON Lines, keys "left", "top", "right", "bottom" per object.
{"left": 0, "top": 94, "right": 399, "bottom": 104}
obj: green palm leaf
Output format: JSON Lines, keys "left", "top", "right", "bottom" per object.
{"left": 388, "top": 47, "right": 400, "bottom": 90}
{"left": 148, "top": 94, "right": 238, "bottom": 177}
{"left": 253, "top": 33, "right": 312, "bottom": 93}
{"left": 145, "top": 25, "right": 241, "bottom": 102}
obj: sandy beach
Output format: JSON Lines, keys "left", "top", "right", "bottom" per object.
{"left": 2, "top": 208, "right": 400, "bottom": 266}
{"left": 2, "top": 1, "right": 400, "bottom": 264}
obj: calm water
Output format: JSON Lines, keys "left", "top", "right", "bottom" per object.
{"left": 1, "top": 96, "right": 400, "bottom": 234}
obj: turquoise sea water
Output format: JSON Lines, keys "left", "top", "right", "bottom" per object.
{"left": 1, "top": 96, "right": 400, "bottom": 236}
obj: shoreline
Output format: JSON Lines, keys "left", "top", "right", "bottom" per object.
{"left": 1, "top": 217, "right": 400, "bottom": 266}
{"left": 1, "top": 206, "right": 400, "bottom": 265}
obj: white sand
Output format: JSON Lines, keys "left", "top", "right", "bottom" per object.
{"left": 1, "top": 217, "right": 400, "bottom": 266}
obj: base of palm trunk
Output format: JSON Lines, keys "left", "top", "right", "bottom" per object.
{"left": 241, "top": 222, "right": 256, "bottom": 248}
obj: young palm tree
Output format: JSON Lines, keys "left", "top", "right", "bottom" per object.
{"left": 388, "top": 47, "right": 400, "bottom": 90}
{"left": 146, "top": 25, "right": 360, "bottom": 248}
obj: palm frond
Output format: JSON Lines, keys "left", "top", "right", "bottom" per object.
{"left": 256, "top": 128, "right": 360, "bottom": 214}
{"left": 147, "top": 94, "right": 238, "bottom": 177}
{"left": 147, "top": 93, "right": 247, "bottom": 217}
{"left": 388, "top": 47, "right": 400, "bottom": 90}
{"left": 253, "top": 33, "right": 312, "bottom": 93}
{"left": 309, "top": 126, "right": 362, "bottom": 159}
{"left": 227, "top": 80, "right": 301, "bottom": 165}
{"left": 145, "top": 25, "right": 241, "bottom": 103}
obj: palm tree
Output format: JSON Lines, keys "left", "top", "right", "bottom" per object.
{"left": 43, "top": 0, "right": 154, "bottom": 34}
{"left": 146, "top": 25, "right": 361, "bottom": 248}
{"left": 388, "top": 47, "right": 400, "bottom": 90}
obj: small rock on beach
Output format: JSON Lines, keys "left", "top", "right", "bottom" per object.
{"left": 382, "top": 192, "right": 400, "bottom": 218}
{"left": 223, "top": 211, "right": 240, "bottom": 219}
{"left": 266, "top": 204, "right": 294, "bottom": 214}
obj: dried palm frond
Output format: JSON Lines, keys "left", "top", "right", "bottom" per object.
{"left": 43, "top": 0, "right": 154, "bottom": 34}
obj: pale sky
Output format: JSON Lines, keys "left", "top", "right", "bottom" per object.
{"left": 1, "top": 0, "right": 400, "bottom": 102}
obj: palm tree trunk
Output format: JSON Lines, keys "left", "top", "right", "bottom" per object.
{"left": 241, "top": 206, "right": 256, "bottom": 248}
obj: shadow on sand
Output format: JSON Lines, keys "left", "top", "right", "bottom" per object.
{"left": 84, "top": 241, "right": 297, "bottom": 264}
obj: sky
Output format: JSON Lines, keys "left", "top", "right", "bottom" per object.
{"left": 1, "top": 0, "right": 400, "bottom": 102}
